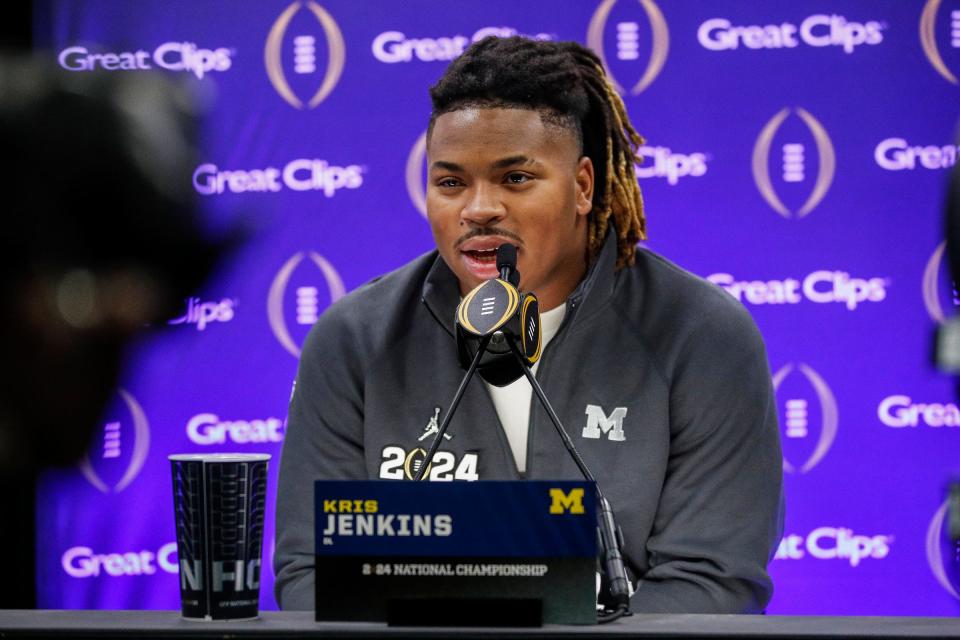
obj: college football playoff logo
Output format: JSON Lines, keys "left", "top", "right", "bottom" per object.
{"left": 773, "top": 363, "right": 838, "bottom": 474}
{"left": 406, "top": 131, "right": 428, "bottom": 219}
{"left": 923, "top": 241, "right": 959, "bottom": 324}
{"left": 268, "top": 251, "right": 346, "bottom": 357}
{"left": 920, "top": 0, "right": 960, "bottom": 85}
{"left": 265, "top": 1, "right": 345, "bottom": 109}
{"left": 586, "top": 0, "right": 669, "bottom": 96}
{"left": 78, "top": 388, "right": 150, "bottom": 493}
{"left": 926, "top": 500, "right": 960, "bottom": 600}
{"left": 752, "top": 107, "right": 836, "bottom": 219}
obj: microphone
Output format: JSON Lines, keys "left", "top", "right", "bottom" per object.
{"left": 497, "top": 243, "right": 520, "bottom": 286}
{"left": 455, "top": 244, "right": 540, "bottom": 386}
{"left": 412, "top": 244, "right": 535, "bottom": 479}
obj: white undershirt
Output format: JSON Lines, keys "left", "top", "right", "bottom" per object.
{"left": 484, "top": 304, "right": 567, "bottom": 474}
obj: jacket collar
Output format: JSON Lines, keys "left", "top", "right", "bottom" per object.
{"left": 420, "top": 251, "right": 462, "bottom": 338}
{"left": 563, "top": 227, "right": 618, "bottom": 324}
{"left": 420, "top": 229, "right": 620, "bottom": 337}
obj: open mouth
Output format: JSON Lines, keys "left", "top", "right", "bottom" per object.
{"left": 457, "top": 237, "right": 520, "bottom": 281}
{"left": 462, "top": 247, "right": 499, "bottom": 263}
{"left": 460, "top": 246, "right": 505, "bottom": 280}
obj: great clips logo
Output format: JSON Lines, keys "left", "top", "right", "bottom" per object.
{"left": 698, "top": 14, "right": 885, "bottom": 54}
{"left": 187, "top": 413, "right": 285, "bottom": 446}
{"left": 168, "top": 297, "right": 236, "bottom": 331}
{"left": 78, "top": 389, "right": 150, "bottom": 493}
{"left": 874, "top": 138, "right": 958, "bottom": 171}
{"left": 920, "top": 0, "right": 960, "bottom": 85}
{"left": 62, "top": 542, "right": 178, "bottom": 579}
{"left": 753, "top": 108, "right": 835, "bottom": 219}
{"left": 372, "top": 26, "right": 551, "bottom": 64}
{"left": 776, "top": 527, "right": 892, "bottom": 567}
{"left": 708, "top": 271, "right": 888, "bottom": 310}
{"left": 193, "top": 159, "right": 364, "bottom": 197}
{"left": 878, "top": 395, "right": 960, "bottom": 429}
{"left": 268, "top": 251, "right": 346, "bottom": 357}
{"left": 926, "top": 500, "right": 960, "bottom": 600}
{"left": 587, "top": 0, "right": 669, "bottom": 96}
{"left": 58, "top": 42, "right": 233, "bottom": 78}
{"left": 923, "top": 241, "right": 960, "bottom": 324}
{"left": 265, "top": 1, "right": 345, "bottom": 109}
{"left": 773, "top": 363, "right": 838, "bottom": 474}
{"left": 636, "top": 146, "right": 708, "bottom": 185}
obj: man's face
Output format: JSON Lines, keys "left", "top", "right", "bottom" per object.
{"left": 426, "top": 108, "right": 594, "bottom": 311}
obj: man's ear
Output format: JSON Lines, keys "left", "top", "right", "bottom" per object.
{"left": 575, "top": 156, "right": 594, "bottom": 217}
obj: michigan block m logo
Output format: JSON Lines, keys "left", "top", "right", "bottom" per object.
{"left": 549, "top": 488, "right": 585, "bottom": 514}
{"left": 582, "top": 405, "right": 627, "bottom": 441}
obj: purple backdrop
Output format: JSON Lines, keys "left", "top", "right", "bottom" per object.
{"left": 33, "top": 0, "right": 960, "bottom": 615}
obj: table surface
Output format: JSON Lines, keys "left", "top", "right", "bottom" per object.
{"left": 0, "top": 610, "right": 959, "bottom": 639}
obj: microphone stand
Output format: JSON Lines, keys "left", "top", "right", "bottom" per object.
{"left": 412, "top": 333, "right": 491, "bottom": 482}
{"left": 414, "top": 246, "right": 630, "bottom": 622}
{"left": 503, "top": 336, "right": 631, "bottom": 623}
{"left": 414, "top": 330, "right": 631, "bottom": 623}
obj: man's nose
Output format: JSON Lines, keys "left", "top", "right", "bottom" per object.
{"left": 461, "top": 183, "right": 506, "bottom": 226}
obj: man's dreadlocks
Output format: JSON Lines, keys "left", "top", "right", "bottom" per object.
{"left": 428, "top": 36, "right": 646, "bottom": 269}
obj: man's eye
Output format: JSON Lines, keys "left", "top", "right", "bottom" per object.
{"left": 437, "top": 178, "right": 462, "bottom": 188}
{"left": 505, "top": 173, "right": 531, "bottom": 184}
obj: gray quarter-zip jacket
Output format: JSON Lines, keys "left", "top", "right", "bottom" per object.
{"left": 274, "top": 233, "right": 784, "bottom": 613}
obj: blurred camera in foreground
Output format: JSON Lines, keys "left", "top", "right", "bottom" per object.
{"left": 0, "top": 58, "right": 227, "bottom": 472}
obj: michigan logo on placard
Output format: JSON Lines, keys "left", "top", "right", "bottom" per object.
{"left": 923, "top": 241, "right": 960, "bottom": 324}
{"left": 920, "top": 0, "right": 960, "bottom": 85}
{"left": 752, "top": 107, "right": 835, "bottom": 219}
{"left": 78, "top": 388, "right": 150, "bottom": 493}
{"left": 549, "top": 488, "right": 586, "bottom": 514}
{"left": 926, "top": 499, "right": 960, "bottom": 600}
{"left": 587, "top": 0, "right": 669, "bottom": 96}
{"left": 268, "top": 251, "right": 346, "bottom": 357}
{"left": 773, "top": 363, "right": 838, "bottom": 474}
{"left": 265, "top": 1, "right": 345, "bottom": 109}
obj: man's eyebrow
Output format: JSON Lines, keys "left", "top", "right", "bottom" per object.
{"left": 429, "top": 160, "right": 463, "bottom": 172}
{"left": 492, "top": 155, "right": 539, "bottom": 169}
{"left": 429, "top": 156, "right": 541, "bottom": 172}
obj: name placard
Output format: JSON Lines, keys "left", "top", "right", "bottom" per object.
{"left": 314, "top": 480, "right": 597, "bottom": 625}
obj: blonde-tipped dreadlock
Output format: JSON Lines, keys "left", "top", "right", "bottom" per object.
{"left": 578, "top": 59, "right": 646, "bottom": 269}
{"left": 428, "top": 37, "right": 647, "bottom": 269}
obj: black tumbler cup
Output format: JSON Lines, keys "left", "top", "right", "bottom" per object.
{"left": 169, "top": 453, "right": 270, "bottom": 620}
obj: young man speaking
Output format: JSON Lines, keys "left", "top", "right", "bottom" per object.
{"left": 274, "top": 36, "right": 784, "bottom": 614}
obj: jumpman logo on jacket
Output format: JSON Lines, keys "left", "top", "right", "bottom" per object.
{"left": 418, "top": 407, "right": 451, "bottom": 441}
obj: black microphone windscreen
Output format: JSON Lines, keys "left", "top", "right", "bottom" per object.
{"left": 496, "top": 244, "right": 517, "bottom": 271}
